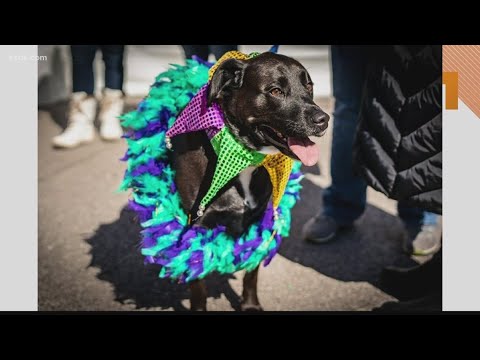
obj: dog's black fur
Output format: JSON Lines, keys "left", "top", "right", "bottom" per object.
{"left": 171, "top": 52, "right": 329, "bottom": 310}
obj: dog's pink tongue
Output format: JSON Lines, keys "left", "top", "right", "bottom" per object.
{"left": 288, "top": 137, "right": 319, "bottom": 166}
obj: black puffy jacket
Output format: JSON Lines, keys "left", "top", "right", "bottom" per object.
{"left": 353, "top": 45, "right": 442, "bottom": 214}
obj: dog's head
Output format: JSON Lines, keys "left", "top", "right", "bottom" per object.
{"left": 208, "top": 52, "right": 329, "bottom": 166}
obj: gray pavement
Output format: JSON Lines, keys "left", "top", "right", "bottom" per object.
{"left": 38, "top": 45, "right": 419, "bottom": 311}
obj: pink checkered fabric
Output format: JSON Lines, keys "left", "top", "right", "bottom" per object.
{"left": 166, "top": 84, "right": 224, "bottom": 140}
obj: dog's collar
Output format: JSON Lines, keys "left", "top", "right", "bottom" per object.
{"left": 165, "top": 50, "right": 294, "bottom": 218}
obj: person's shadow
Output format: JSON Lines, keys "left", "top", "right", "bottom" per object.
{"left": 39, "top": 100, "right": 70, "bottom": 130}
{"left": 280, "top": 165, "right": 417, "bottom": 288}
{"left": 39, "top": 97, "right": 141, "bottom": 133}
{"left": 85, "top": 206, "right": 243, "bottom": 311}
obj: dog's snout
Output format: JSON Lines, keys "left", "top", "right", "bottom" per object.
{"left": 312, "top": 113, "right": 330, "bottom": 126}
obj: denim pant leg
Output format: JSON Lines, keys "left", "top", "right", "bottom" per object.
{"left": 209, "top": 45, "right": 238, "bottom": 60}
{"left": 71, "top": 45, "right": 97, "bottom": 94}
{"left": 100, "top": 45, "right": 125, "bottom": 91}
{"left": 181, "top": 45, "right": 210, "bottom": 61}
{"left": 322, "top": 46, "right": 369, "bottom": 226}
{"left": 398, "top": 202, "right": 439, "bottom": 232}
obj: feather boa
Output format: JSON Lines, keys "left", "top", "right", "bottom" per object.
{"left": 119, "top": 59, "right": 304, "bottom": 283}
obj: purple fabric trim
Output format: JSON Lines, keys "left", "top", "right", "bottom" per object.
{"left": 166, "top": 84, "right": 224, "bottom": 140}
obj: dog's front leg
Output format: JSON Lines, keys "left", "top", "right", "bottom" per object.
{"left": 240, "top": 266, "right": 263, "bottom": 311}
{"left": 189, "top": 279, "right": 207, "bottom": 311}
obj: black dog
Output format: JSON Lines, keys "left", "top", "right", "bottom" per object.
{"left": 171, "top": 52, "right": 329, "bottom": 311}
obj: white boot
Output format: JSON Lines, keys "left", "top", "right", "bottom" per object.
{"left": 52, "top": 92, "right": 96, "bottom": 148}
{"left": 99, "top": 88, "right": 124, "bottom": 141}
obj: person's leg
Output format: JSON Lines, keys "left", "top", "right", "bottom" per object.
{"left": 71, "top": 45, "right": 97, "bottom": 94}
{"left": 323, "top": 45, "right": 370, "bottom": 225}
{"left": 398, "top": 203, "right": 441, "bottom": 255}
{"left": 52, "top": 45, "right": 97, "bottom": 148}
{"left": 422, "top": 211, "right": 439, "bottom": 226}
{"left": 397, "top": 203, "right": 429, "bottom": 230}
{"left": 209, "top": 45, "right": 238, "bottom": 60}
{"left": 97, "top": 45, "right": 125, "bottom": 141}
{"left": 100, "top": 45, "right": 125, "bottom": 91}
{"left": 303, "top": 46, "right": 369, "bottom": 243}
{"left": 182, "top": 45, "right": 209, "bottom": 61}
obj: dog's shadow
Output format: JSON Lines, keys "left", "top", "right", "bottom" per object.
{"left": 85, "top": 165, "right": 417, "bottom": 310}
{"left": 85, "top": 206, "right": 243, "bottom": 311}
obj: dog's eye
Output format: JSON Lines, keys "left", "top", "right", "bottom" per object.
{"left": 270, "top": 88, "right": 284, "bottom": 97}
{"left": 306, "top": 82, "right": 313, "bottom": 92}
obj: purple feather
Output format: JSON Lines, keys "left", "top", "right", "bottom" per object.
{"left": 127, "top": 200, "right": 155, "bottom": 223}
{"left": 211, "top": 225, "right": 226, "bottom": 240}
{"left": 192, "top": 55, "right": 214, "bottom": 68}
{"left": 159, "top": 108, "right": 173, "bottom": 121}
{"left": 122, "top": 131, "right": 134, "bottom": 139}
{"left": 260, "top": 204, "right": 275, "bottom": 230}
{"left": 142, "top": 220, "right": 182, "bottom": 238}
{"left": 119, "top": 151, "right": 129, "bottom": 161}
{"left": 182, "top": 228, "right": 200, "bottom": 243}
{"left": 233, "top": 238, "right": 262, "bottom": 256}
{"left": 144, "top": 255, "right": 156, "bottom": 264}
{"left": 289, "top": 172, "right": 303, "bottom": 180}
{"left": 133, "top": 122, "right": 162, "bottom": 139}
{"left": 263, "top": 233, "right": 282, "bottom": 266}
{"left": 154, "top": 257, "right": 171, "bottom": 266}
{"left": 137, "top": 100, "right": 147, "bottom": 112}
{"left": 189, "top": 250, "right": 204, "bottom": 264}
{"left": 130, "top": 159, "right": 164, "bottom": 177}
{"left": 143, "top": 236, "right": 158, "bottom": 248}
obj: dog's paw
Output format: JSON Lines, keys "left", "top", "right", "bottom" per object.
{"left": 240, "top": 303, "right": 263, "bottom": 312}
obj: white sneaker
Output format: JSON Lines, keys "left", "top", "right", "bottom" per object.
{"left": 99, "top": 88, "right": 124, "bottom": 141}
{"left": 52, "top": 92, "right": 96, "bottom": 148}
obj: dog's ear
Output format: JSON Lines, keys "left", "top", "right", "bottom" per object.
{"left": 208, "top": 58, "right": 247, "bottom": 106}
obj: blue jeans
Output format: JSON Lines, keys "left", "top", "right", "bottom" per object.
{"left": 323, "top": 46, "right": 437, "bottom": 230}
{"left": 71, "top": 45, "right": 125, "bottom": 95}
{"left": 182, "top": 45, "right": 238, "bottom": 61}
